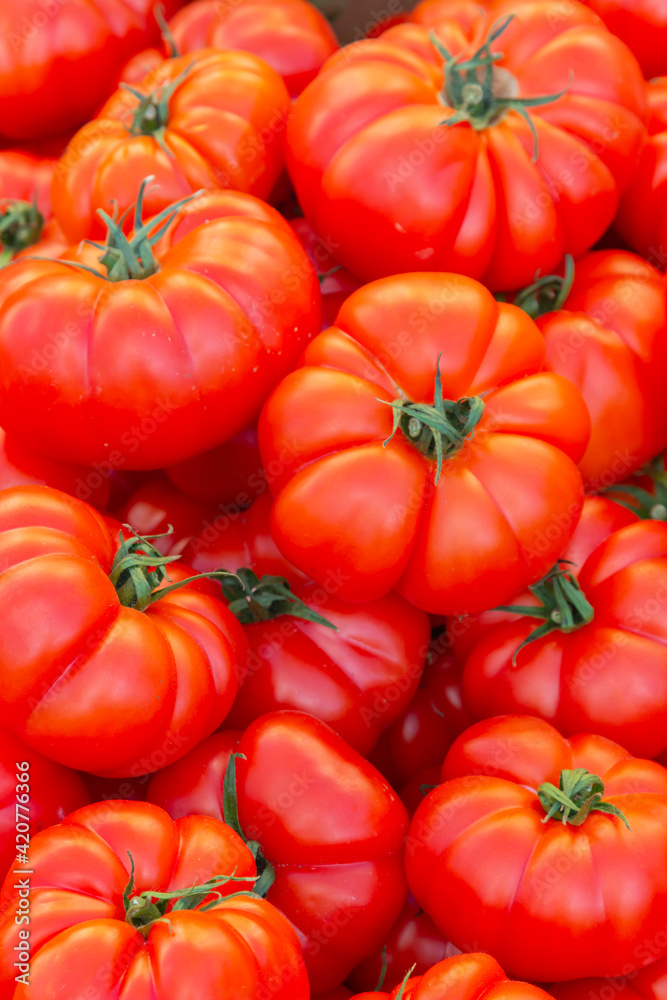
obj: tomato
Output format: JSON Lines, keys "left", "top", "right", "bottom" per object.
{"left": 616, "top": 78, "right": 667, "bottom": 265}
{"left": 259, "top": 272, "right": 590, "bottom": 614}
{"left": 407, "top": 715, "right": 667, "bottom": 981}
{"left": 581, "top": 0, "right": 667, "bottom": 79}
{"left": 0, "top": 0, "right": 182, "bottom": 143}
{"left": 166, "top": 427, "right": 265, "bottom": 506}
{"left": 286, "top": 1, "right": 646, "bottom": 290}
{"left": 223, "top": 578, "right": 431, "bottom": 755}
{"left": 288, "top": 216, "right": 363, "bottom": 328}
{"left": 0, "top": 799, "right": 309, "bottom": 999}
{"left": 146, "top": 711, "right": 409, "bottom": 993}
{"left": 456, "top": 496, "right": 667, "bottom": 759}
{"left": 182, "top": 491, "right": 308, "bottom": 589}
{"left": 0, "top": 727, "right": 90, "bottom": 880}
{"left": 369, "top": 645, "right": 473, "bottom": 789}
{"left": 0, "top": 182, "right": 320, "bottom": 470}
{"left": 549, "top": 958, "right": 667, "bottom": 1000}
{"left": 0, "top": 485, "right": 247, "bottom": 777}
{"left": 607, "top": 452, "right": 667, "bottom": 522}
{"left": 0, "top": 151, "right": 54, "bottom": 218}
{"left": 52, "top": 49, "right": 291, "bottom": 243}
{"left": 318, "top": 991, "right": 352, "bottom": 1000}
{"left": 346, "top": 895, "right": 455, "bottom": 993}
{"left": 168, "top": 0, "right": 339, "bottom": 97}
{"left": 117, "top": 477, "right": 219, "bottom": 555}
{"left": 509, "top": 251, "right": 667, "bottom": 491}
{"left": 348, "top": 953, "right": 555, "bottom": 1000}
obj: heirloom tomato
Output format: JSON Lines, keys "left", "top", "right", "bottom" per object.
{"left": 0, "top": 182, "right": 319, "bottom": 469}
{"left": 582, "top": 0, "right": 667, "bottom": 79}
{"left": 166, "top": 427, "right": 264, "bottom": 506}
{"left": 289, "top": 216, "right": 363, "bottom": 329}
{"left": 259, "top": 272, "right": 590, "bottom": 614}
{"left": 117, "top": 477, "right": 219, "bottom": 555}
{"left": 286, "top": 0, "right": 646, "bottom": 290}
{"left": 0, "top": 800, "right": 309, "bottom": 1000}
{"left": 407, "top": 715, "right": 667, "bottom": 981}
{"left": 456, "top": 496, "right": 667, "bottom": 759}
{"left": 0, "top": 485, "right": 247, "bottom": 777}
{"left": 0, "top": 151, "right": 53, "bottom": 218}
{"left": 550, "top": 958, "right": 667, "bottom": 1000}
{"left": 147, "top": 711, "right": 409, "bottom": 993}
{"left": 52, "top": 49, "right": 291, "bottom": 243}
{"left": 0, "top": 426, "right": 109, "bottom": 509}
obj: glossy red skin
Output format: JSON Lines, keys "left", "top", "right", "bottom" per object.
{"left": 117, "top": 477, "right": 220, "bottom": 555}
{"left": 0, "top": 151, "right": 54, "bottom": 218}
{"left": 533, "top": 251, "right": 667, "bottom": 490}
{"left": 289, "top": 216, "right": 364, "bottom": 329}
{"left": 225, "top": 581, "right": 431, "bottom": 755}
{"left": 456, "top": 496, "right": 667, "bottom": 759}
{"left": 349, "top": 953, "right": 554, "bottom": 1000}
{"left": 0, "top": 485, "right": 247, "bottom": 777}
{"left": 52, "top": 49, "right": 291, "bottom": 243}
{"left": 0, "top": 426, "right": 110, "bottom": 510}
{"left": 166, "top": 426, "right": 265, "bottom": 506}
{"left": 259, "top": 273, "right": 589, "bottom": 614}
{"left": 0, "top": 728, "right": 90, "bottom": 880}
{"left": 345, "top": 895, "right": 455, "bottom": 992}
{"left": 399, "top": 766, "right": 443, "bottom": 818}
{"left": 369, "top": 648, "right": 473, "bottom": 789}
{"left": 182, "top": 491, "right": 308, "bottom": 590}
{"left": 0, "top": 800, "right": 309, "bottom": 1000}
{"left": 582, "top": 0, "right": 667, "bottom": 79}
{"left": 147, "top": 712, "right": 410, "bottom": 993}
{"left": 407, "top": 716, "right": 667, "bottom": 981}
{"left": 286, "top": 2, "right": 646, "bottom": 290}
{"left": 616, "top": 79, "right": 667, "bottom": 264}
{"left": 0, "top": 0, "right": 182, "bottom": 142}
{"left": 549, "top": 956, "right": 667, "bottom": 1000}
{"left": 168, "top": 0, "right": 339, "bottom": 97}
{"left": 0, "top": 194, "right": 320, "bottom": 470}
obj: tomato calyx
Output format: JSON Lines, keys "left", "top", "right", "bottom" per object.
{"left": 0, "top": 198, "right": 44, "bottom": 265}
{"left": 223, "top": 752, "right": 276, "bottom": 897}
{"left": 221, "top": 566, "right": 336, "bottom": 628}
{"left": 495, "top": 559, "right": 594, "bottom": 663}
{"left": 538, "top": 768, "right": 630, "bottom": 829}
{"left": 609, "top": 454, "right": 667, "bottom": 521}
{"left": 431, "top": 16, "right": 568, "bottom": 161}
{"left": 122, "top": 57, "right": 193, "bottom": 152}
{"left": 512, "top": 255, "right": 575, "bottom": 319}
{"left": 380, "top": 353, "right": 484, "bottom": 483}
{"left": 122, "top": 851, "right": 253, "bottom": 937}
{"left": 154, "top": 2, "right": 180, "bottom": 59}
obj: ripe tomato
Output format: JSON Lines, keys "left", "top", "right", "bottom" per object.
{"left": 407, "top": 715, "right": 667, "bottom": 981}
{"left": 52, "top": 49, "right": 291, "bottom": 243}
{"left": 146, "top": 711, "right": 409, "bottom": 993}
{"left": 259, "top": 272, "right": 590, "bottom": 614}
{"left": 0, "top": 728, "right": 90, "bottom": 879}
{"left": 0, "top": 183, "right": 320, "bottom": 470}
{"left": 348, "top": 953, "right": 555, "bottom": 1000}
{"left": 0, "top": 426, "right": 109, "bottom": 509}
{"left": 224, "top": 579, "right": 431, "bottom": 755}
{"left": 616, "top": 78, "right": 667, "bottom": 264}
{"left": 286, "top": 1, "right": 646, "bottom": 290}
{"left": 0, "top": 485, "right": 247, "bottom": 777}
{"left": 510, "top": 251, "right": 667, "bottom": 491}
{"left": 288, "top": 215, "right": 364, "bottom": 329}
{"left": 0, "top": 799, "right": 309, "bottom": 999}
{"left": 456, "top": 496, "right": 667, "bottom": 759}
{"left": 549, "top": 957, "right": 667, "bottom": 1000}
{"left": 582, "top": 0, "right": 667, "bottom": 79}
{"left": 165, "top": 427, "right": 264, "bottom": 506}
{"left": 0, "top": 151, "right": 54, "bottom": 218}
{"left": 117, "top": 477, "right": 219, "bottom": 555}
{"left": 607, "top": 452, "right": 667, "bottom": 522}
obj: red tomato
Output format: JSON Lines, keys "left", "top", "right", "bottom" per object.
{"left": 225, "top": 581, "right": 431, "bottom": 755}
{"left": 0, "top": 799, "right": 309, "bottom": 999}
{"left": 286, "top": 1, "right": 646, "bottom": 290}
{"left": 288, "top": 216, "right": 363, "bottom": 328}
{"left": 0, "top": 184, "right": 320, "bottom": 470}
{"left": 146, "top": 712, "right": 409, "bottom": 993}
{"left": 165, "top": 427, "right": 265, "bottom": 506}
{"left": 0, "top": 151, "right": 54, "bottom": 218}
{"left": 168, "top": 0, "right": 340, "bottom": 97}
{"left": 607, "top": 452, "right": 667, "bottom": 522}
{"left": 407, "top": 715, "right": 667, "bottom": 981}
{"left": 582, "top": 0, "right": 667, "bottom": 79}
{"left": 52, "top": 49, "right": 291, "bottom": 243}
{"left": 549, "top": 958, "right": 667, "bottom": 1000}
{"left": 0, "top": 426, "right": 109, "bottom": 510}
{"left": 0, "top": 485, "right": 247, "bottom": 777}
{"left": 259, "top": 273, "right": 590, "bottom": 614}
{"left": 346, "top": 895, "right": 455, "bottom": 992}
{"left": 0, "top": 728, "right": 90, "bottom": 880}
{"left": 509, "top": 251, "right": 667, "bottom": 491}
{"left": 348, "top": 953, "right": 555, "bottom": 1000}
{"left": 456, "top": 496, "right": 667, "bottom": 759}
{"left": 318, "top": 991, "right": 353, "bottom": 1000}
{"left": 616, "top": 78, "right": 667, "bottom": 265}
{"left": 369, "top": 646, "right": 473, "bottom": 789}
{"left": 117, "top": 477, "right": 219, "bottom": 555}
{"left": 0, "top": 0, "right": 182, "bottom": 142}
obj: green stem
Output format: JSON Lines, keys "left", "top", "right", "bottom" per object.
{"left": 122, "top": 59, "right": 194, "bottom": 156}
{"left": 608, "top": 455, "right": 667, "bottom": 521}
{"left": 0, "top": 198, "right": 44, "bottom": 262}
{"left": 153, "top": 2, "right": 179, "bottom": 58}
{"left": 538, "top": 769, "right": 630, "bottom": 829}
{"left": 220, "top": 567, "right": 336, "bottom": 628}
{"left": 512, "top": 255, "right": 575, "bottom": 319}
{"left": 379, "top": 353, "right": 484, "bottom": 484}
{"left": 393, "top": 966, "right": 417, "bottom": 999}
{"left": 222, "top": 753, "right": 276, "bottom": 897}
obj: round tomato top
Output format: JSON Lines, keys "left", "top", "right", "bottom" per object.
{"left": 259, "top": 272, "right": 590, "bottom": 615}
{"left": 407, "top": 715, "right": 667, "bottom": 982}
{"left": 582, "top": 0, "right": 667, "bottom": 79}
{"left": 286, "top": 0, "right": 646, "bottom": 289}
{"left": 0, "top": 485, "right": 247, "bottom": 777}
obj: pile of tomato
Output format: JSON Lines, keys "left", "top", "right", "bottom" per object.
{"left": 1, "top": 0, "right": 667, "bottom": 996}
